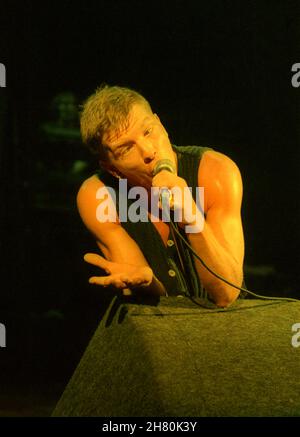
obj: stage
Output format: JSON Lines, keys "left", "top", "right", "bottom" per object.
{"left": 52, "top": 295, "right": 300, "bottom": 417}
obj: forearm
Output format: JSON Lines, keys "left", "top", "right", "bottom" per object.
{"left": 187, "top": 222, "right": 243, "bottom": 307}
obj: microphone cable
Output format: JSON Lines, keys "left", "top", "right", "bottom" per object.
{"left": 154, "top": 161, "right": 299, "bottom": 304}
{"left": 165, "top": 210, "right": 299, "bottom": 304}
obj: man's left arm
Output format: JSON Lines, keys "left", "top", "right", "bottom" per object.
{"left": 187, "top": 150, "right": 244, "bottom": 307}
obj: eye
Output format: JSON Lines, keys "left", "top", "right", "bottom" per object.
{"left": 144, "top": 126, "right": 153, "bottom": 136}
{"left": 120, "top": 144, "right": 133, "bottom": 156}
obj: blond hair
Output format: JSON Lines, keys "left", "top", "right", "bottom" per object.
{"left": 80, "top": 84, "right": 152, "bottom": 160}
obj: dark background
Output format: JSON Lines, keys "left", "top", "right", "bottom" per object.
{"left": 0, "top": 0, "right": 299, "bottom": 415}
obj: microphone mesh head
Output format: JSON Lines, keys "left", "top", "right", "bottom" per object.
{"left": 153, "top": 159, "right": 176, "bottom": 176}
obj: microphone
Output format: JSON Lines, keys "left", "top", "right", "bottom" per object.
{"left": 152, "top": 159, "right": 176, "bottom": 177}
{"left": 152, "top": 159, "right": 176, "bottom": 211}
{"left": 153, "top": 159, "right": 187, "bottom": 274}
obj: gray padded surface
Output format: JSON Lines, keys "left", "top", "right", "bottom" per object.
{"left": 52, "top": 296, "right": 300, "bottom": 417}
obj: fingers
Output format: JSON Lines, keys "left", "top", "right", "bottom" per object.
{"left": 89, "top": 275, "right": 127, "bottom": 289}
{"left": 86, "top": 263, "right": 153, "bottom": 289}
{"left": 152, "top": 171, "right": 176, "bottom": 188}
{"left": 88, "top": 273, "right": 151, "bottom": 289}
{"left": 84, "top": 253, "right": 111, "bottom": 273}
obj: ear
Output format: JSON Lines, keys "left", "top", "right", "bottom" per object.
{"left": 99, "top": 160, "right": 123, "bottom": 179}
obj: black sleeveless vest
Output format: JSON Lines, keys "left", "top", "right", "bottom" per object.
{"left": 97, "top": 145, "right": 212, "bottom": 298}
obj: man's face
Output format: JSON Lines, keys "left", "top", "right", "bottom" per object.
{"left": 101, "top": 103, "right": 176, "bottom": 188}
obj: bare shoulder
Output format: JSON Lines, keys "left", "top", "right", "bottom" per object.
{"left": 199, "top": 150, "right": 241, "bottom": 177}
{"left": 76, "top": 174, "right": 108, "bottom": 212}
{"left": 198, "top": 150, "right": 243, "bottom": 212}
{"left": 77, "top": 174, "right": 105, "bottom": 197}
{"left": 76, "top": 175, "right": 149, "bottom": 265}
{"left": 77, "top": 173, "right": 120, "bottom": 234}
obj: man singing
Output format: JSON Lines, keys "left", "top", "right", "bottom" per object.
{"left": 77, "top": 84, "right": 244, "bottom": 307}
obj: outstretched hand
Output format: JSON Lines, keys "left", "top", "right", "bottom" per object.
{"left": 83, "top": 253, "right": 153, "bottom": 290}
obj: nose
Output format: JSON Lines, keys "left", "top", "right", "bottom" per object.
{"left": 139, "top": 140, "right": 156, "bottom": 164}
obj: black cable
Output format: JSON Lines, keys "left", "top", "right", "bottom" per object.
{"left": 168, "top": 218, "right": 299, "bottom": 303}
